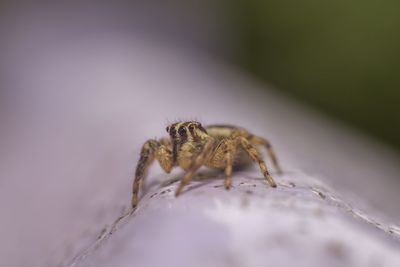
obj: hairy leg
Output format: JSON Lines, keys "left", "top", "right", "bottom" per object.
{"left": 249, "top": 135, "right": 283, "bottom": 174}
{"left": 156, "top": 138, "right": 174, "bottom": 173}
{"left": 236, "top": 136, "right": 277, "bottom": 187}
{"left": 224, "top": 148, "right": 234, "bottom": 189}
{"left": 211, "top": 138, "right": 235, "bottom": 189}
{"left": 175, "top": 139, "right": 214, "bottom": 196}
{"left": 132, "top": 139, "right": 174, "bottom": 208}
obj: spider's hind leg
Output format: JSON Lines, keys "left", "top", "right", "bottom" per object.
{"left": 249, "top": 135, "right": 283, "bottom": 174}
{"left": 235, "top": 136, "right": 277, "bottom": 187}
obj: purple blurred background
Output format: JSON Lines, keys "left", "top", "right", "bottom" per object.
{"left": 1, "top": 1, "right": 400, "bottom": 266}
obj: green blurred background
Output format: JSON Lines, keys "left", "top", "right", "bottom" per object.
{"left": 232, "top": 0, "right": 400, "bottom": 149}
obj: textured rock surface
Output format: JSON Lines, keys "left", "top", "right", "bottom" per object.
{"left": 65, "top": 171, "right": 400, "bottom": 267}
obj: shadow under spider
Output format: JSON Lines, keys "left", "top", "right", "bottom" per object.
{"left": 163, "top": 169, "right": 225, "bottom": 186}
{"left": 142, "top": 165, "right": 286, "bottom": 196}
{"left": 142, "top": 169, "right": 226, "bottom": 193}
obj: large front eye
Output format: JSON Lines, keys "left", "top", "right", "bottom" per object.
{"left": 178, "top": 127, "right": 186, "bottom": 136}
{"left": 166, "top": 126, "right": 170, "bottom": 133}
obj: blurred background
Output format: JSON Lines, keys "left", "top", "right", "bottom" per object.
{"left": 233, "top": 0, "right": 400, "bottom": 150}
{"left": 1, "top": 1, "right": 399, "bottom": 266}
{"left": 2, "top": 0, "right": 400, "bottom": 153}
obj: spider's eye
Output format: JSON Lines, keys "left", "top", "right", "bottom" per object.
{"left": 188, "top": 125, "right": 195, "bottom": 132}
{"left": 166, "top": 126, "right": 170, "bottom": 133}
{"left": 178, "top": 127, "right": 186, "bottom": 136}
{"left": 170, "top": 127, "right": 176, "bottom": 136}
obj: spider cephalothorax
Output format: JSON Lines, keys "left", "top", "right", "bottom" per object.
{"left": 166, "top": 121, "right": 209, "bottom": 164}
{"left": 131, "top": 121, "right": 282, "bottom": 208}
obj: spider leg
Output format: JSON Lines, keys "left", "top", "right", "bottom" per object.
{"left": 203, "top": 138, "right": 235, "bottom": 189}
{"left": 175, "top": 139, "right": 214, "bottom": 196}
{"left": 132, "top": 139, "right": 174, "bottom": 208}
{"left": 211, "top": 138, "right": 236, "bottom": 189}
{"left": 223, "top": 146, "right": 234, "bottom": 189}
{"left": 156, "top": 138, "right": 174, "bottom": 173}
{"left": 249, "top": 135, "right": 283, "bottom": 174}
{"left": 235, "top": 136, "right": 277, "bottom": 187}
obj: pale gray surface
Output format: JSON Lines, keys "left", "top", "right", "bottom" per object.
{"left": 1, "top": 5, "right": 400, "bottom": 266}
{"left": 68, "top": 172, "right": 400, "bottom": 267}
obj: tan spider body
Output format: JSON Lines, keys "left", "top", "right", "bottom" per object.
{"left": 131, "top": 121, "right": 282, "bottom": 208}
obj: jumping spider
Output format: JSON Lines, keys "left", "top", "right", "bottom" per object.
{"left": 131, "top": 121, "right": 282, "bottom": 208}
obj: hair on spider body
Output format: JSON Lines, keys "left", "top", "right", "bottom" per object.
{"left": 131, "top": 121, "right": 282, "bottom": 208}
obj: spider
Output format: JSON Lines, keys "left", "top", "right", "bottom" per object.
{"left": 131, "top": 121, "right": 282, "bottom": 208}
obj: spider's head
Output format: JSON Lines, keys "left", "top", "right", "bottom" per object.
{"left": 166, "top": 121, "right": 208, "bottom": 144}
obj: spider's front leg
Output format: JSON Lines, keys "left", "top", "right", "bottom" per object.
{"left": 235, "top": 136, "right": 277, "bottom": 187}
{"left": 132, "top": 138, "right": 173, "bottom": 208}
{"left": 175, "top": 139, "right": 214, "bottom": 196}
